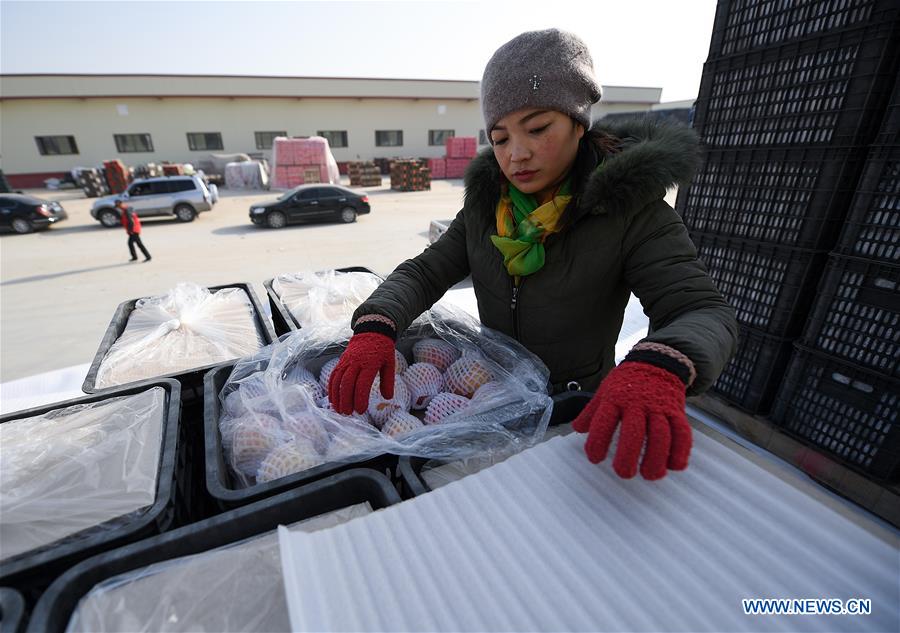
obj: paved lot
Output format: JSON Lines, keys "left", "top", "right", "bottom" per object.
{"left": 0, "top": 178, "right": 466, "bottom": 381}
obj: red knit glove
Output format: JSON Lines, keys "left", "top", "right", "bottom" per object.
{"left": 328, "top": 332, "right": 396, "bottom": 415}
{"left": 572, "top": 361, "right": 691, "bottom": 480}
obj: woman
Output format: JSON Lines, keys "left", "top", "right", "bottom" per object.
{"left": 329, "top": 29, "right": 737, "bottom": 480}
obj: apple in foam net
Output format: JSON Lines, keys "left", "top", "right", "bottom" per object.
{"left": 367, "top": 375, "right": 411, "bottom": 427}
{"left": 412, "top": 338, "right": 460, "bottom": 372}
{"left": 403, "top": 362, "right": 444, "bottom": 409}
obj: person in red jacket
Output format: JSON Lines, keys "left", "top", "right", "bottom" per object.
{"left": 117, "top": 199, "right": 151, "bottom": 262}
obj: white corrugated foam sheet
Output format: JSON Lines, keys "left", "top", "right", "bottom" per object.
{"left": 280, "top": 431, "right": 899, "bottom": 632}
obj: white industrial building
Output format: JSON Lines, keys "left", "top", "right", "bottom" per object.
{"left": 0, "top": 74, "right": 679, "bottom": 187}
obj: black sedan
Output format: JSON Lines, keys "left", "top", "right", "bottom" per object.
{"left": 249, "top": 185, "right": 370, "bottom": 229}
{"left": 0, "top": 194, "right": 68, "bottom": 234}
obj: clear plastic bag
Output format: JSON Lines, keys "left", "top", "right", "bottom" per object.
{"left": 218, "top": 303, "right": 552, "bottom": 488}
{"left": 95, "top": 283, "right": 266, "bottom": 388}
{"left": 0, "top": 388, "right": 166, "bottom": 562}
{"left": 65, "top": 502, "right": 372, "bottom": 633}
{"left": 271, "top": 270, "right": 382, "bottom": 340}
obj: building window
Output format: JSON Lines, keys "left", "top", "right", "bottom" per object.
{"left": 114, "top": 133, "right": 154, "bottom": 153}
{"left": 35, "top": 135, "right": 79, "bottom": 155}
{"left": 479, "top": 129, "right": 489, "bottom": 145}
{"left": 318, "top": 130, "right": 348, "bottom": 148}
{"left": 375, "top": 130, "right": 403, "bottom": 147}
{"left": 187, "top": 132, "right": 224, "bottom": 151}
{"left": 255, "top": 131, "right": 286, "bottom": 150}
{"left": 429, "top": 130, "right": 455, "bottom": 146}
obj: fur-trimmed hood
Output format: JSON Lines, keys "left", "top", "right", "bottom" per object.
{"left": 464, "top": 117, "right": 700, "bottom": 217}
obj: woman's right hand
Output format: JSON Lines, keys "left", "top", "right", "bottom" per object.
{"left": 328, "top": 332, "right": 396, "bottom": 415}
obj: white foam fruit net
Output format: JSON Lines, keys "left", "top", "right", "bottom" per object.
{"left": 218, "top": 303, "right": 552, "bottom": 489}
{"left": 64, "top": 503, "right": 372, "bottom": 633}
{"left": 271, "top": 270, "right": 382, "bottom": 339}
{"left": 95, "top": 282, "right": 266, "bottom": 388}
{"left": 0, "top": 388, "right": 167, "bottom": 562}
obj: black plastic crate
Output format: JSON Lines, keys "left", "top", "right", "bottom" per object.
{"left": 264, "top": 266, "right": 383, "bottom": 336}
{"left": 82, "top": 283, "right": 276, "bottom": 404}
{"left": 0, "top": 588, "right": 26, "bottom": 633}
{"left": 398, "top": 390, "right": 593, "bottom": 497}
{"left": 710, "top": 325, "right": 795, "bottom": 415}
{"left": 771, "top": 346, "right": 900, "bottom": 480}
{"left": 802, "top": 256, "right": 899, "bottom": 378}
{"left": 0, "top": 381, "right": 181, "bottom": 603}
{"left": 834, "top": 144, "right": 900, "bottom": 263}
{"left": 676, "top": 145, "right": 867, "bottom": 249}
{"left": 874, "top": 66, "right": 900, "bottom": 146}
{"left": 694, "top": 17, "right": 900, "bottom": 148}
{"left": 204, "top": 361, "right": 398, "bottom": 511}
{"left": 691, "top": 232, "right": 828, "bottom": 336}
{"left": 707, "top": 0, "right": 899, "bottom": 58}
{"left": 26, "top": 470, "right": 401, "bottom": 633}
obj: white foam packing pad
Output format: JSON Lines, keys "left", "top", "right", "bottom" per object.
{"left": 279, "top": 431, "right": 899, "bottom": 632}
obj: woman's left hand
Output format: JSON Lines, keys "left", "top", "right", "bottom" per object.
{"left": 572, "top": 362, "right": 691, "bottom": 480}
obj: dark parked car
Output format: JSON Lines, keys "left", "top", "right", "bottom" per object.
{"left": 249, "top": 185, "right": 370, "bottom": 228}
{"left": 0, "top": 194, "right": 68, "bottom": 234}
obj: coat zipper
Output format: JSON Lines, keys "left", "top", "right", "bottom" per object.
{"left": 511, "top": 278, "right": 523, "bottom": 340}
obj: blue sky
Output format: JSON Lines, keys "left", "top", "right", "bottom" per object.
{"left": 1, "top": 0, "right": 717, "bottom": 102}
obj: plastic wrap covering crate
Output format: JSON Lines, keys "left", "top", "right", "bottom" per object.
{"left": 709, "top": 325, "right": 794, "bottom": 415}
{"left": 26, "top": 470, "right": 401, "bottom": 633}
{"left": 346, "top": 161, "right": 382, "bottom": 187}
{"left": 706, "top": 0, "right": 898, "bottom": 58}
{"left": 772, "top": 346, "right": 900, "bottom": 481}
{"left": 693, "top": 17, "right": 900, "bottom": 149}
{"left": 207, "top": 305, "right": 553, "bottom": 509}
{"left": 0, "top": 588, "right": 26, "bottom": 633}
{"left": 73, "top": 168, "right": 109, "bottom": 198}
{"left": 266, "top": 268, "right": 382, "bottom": 336}
{"left": 834, "top": 145, "right": 900, "bottom": 263}
{"left": 690, "top": 232, "right": 827, "bottom": 336}
{"left": 0, "top": 382, "right": 181, "bottom": 600}
{"left": 675, "top": 146, "right": 867, "bottom": 249}
{"left": 444, "top": 136, "right": 477, "bottom": 159}
{"left": 802, "top": 256, "right": 899, "bottom": 378}
{"left": 224, "top": 161, "right": 268, "bottom": 189}
{"left": 82, "top": 282, "right": 275, "bottom": 404}
{"left": 390, "top": 159, "right": 431, "bottom": 191}
{"left": 427, "top": 157, "right": 447, "bottom": 179}
{"left": 270, "top": 137, "right": 339, "bottom": 189}
{"left": 399, "top": 390, "right": 591, "bottom": 496}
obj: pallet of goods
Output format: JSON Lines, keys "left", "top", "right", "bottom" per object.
{"left": 270, "top": 137, "right": 340, "bottom": 189}
{"left": 390, "top": 160, "right": 431, "bottom": 192}
{"left": 347, "top": 162, "right": 382, "bottom": 187}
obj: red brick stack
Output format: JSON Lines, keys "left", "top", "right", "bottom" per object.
{"left": 103, "top": 160, "right": 131, "bottom": 193}
{"left": 429, "top": 136, "right": 477, "bottom": 179}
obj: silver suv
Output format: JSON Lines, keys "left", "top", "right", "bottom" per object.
{"left": 91, "top": 175, "right": 218, "bottom": 227}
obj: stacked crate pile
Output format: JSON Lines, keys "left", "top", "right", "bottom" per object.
{"left": 134, "top": 163, "right": 164, "bottom": 179}
{"left": 271, "top": 137, "right": 340, "bottom": 189}
{"left": 103, "top": 160, "right": 130, "bottom": 194}
{"left": 390, "top": 160, "right": 431, "bottom": 192}
{"left": 429, "top": 136, "right": 477, "bottom": 179}
{"left": 347, "top": 161, "right": 383, "bottom": 187}
{"left": 771, "top": 69, "right": 900, "bottom": 480}
{"left": 677, "top": 0, "right": 900, "bottom": 478}
{"left": 75, "top": 168, "right": 109, "bottom": 198}
{"left": 162, "top": 164, "right": 185, "bottom": 176}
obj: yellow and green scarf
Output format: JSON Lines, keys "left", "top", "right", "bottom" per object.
{"left": 490, "top": 179, "right": 572, "bottom": 277}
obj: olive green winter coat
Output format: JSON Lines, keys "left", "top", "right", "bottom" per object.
{"left": 354, "top": 118, "right": 738, "bottom": 395}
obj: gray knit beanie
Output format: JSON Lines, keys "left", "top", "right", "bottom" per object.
{"left": 481, "top": 29, "right": 602, "bottom": 135}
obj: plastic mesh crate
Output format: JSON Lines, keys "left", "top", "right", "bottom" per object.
{"left": 802, "top": 256, "right": 899, "bottom": 378}
{"left": 691, "top": 232, "right": 827, "bottom": 336}
{"left": 676, "top": 146, "right": 866, "bottom": 248}
{"left": 834, "top": 145, "right": 900, "bottom": 263}
{"left": 710, "top": 326, "right": 794, "bottom": 415}
{"left": 772, "top": 347, "right": 900, "bottom": 480}
{"left": 707, "top": 0, "right": 897, "bottom": 58}
{"left": 694, "top": 18, "right": 899, "bottom": 148}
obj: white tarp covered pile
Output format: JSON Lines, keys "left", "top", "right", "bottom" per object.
{"left": 224, "top": 161, "right": 269, "bottom": 190}
{"left": 0, "top": 388, "right": 166, "bottom": 562}
{"left": 272, "top": 269, "right": 381, "bottom": 339}
{"left": 64, "top": 503, "right": 372, "bottom": 633}
{"left": 95, "top": 283, "right": 266, "bottom": 388}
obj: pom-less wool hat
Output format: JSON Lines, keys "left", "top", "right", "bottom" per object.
{"left": 481, "top": 28, "right": 602, "bottom": 135}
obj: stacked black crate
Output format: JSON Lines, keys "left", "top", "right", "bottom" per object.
{"left": 677, "top": 0, "right": 900, "bottom": 415}
{"left": 771, "top": 71, "right": 900, "bottom": 480}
